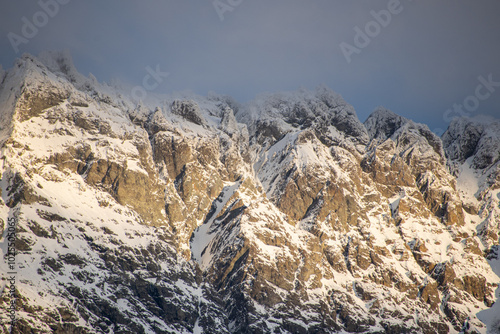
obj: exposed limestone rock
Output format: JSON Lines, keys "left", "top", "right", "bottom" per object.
{"left": 16, "top": 84, "right": 69, "bottom": 122}
{"left": 170, "top": 100, "right": 207, "bottom": 126}
{"left": 419, "top": 281, "right": 440, "bottom": 310}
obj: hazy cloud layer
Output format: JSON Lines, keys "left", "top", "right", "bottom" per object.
{"left": 1, "top": 0, "right": 499, "bottom": 132}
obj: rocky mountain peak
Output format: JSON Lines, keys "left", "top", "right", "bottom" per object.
{"left": 37, "top": 50, "right": 82, "bottom": 83}
{"left": 443, "top": 116, "right": 500, "bottom": 170}
{"left": 240, "top": 86, "right": 369, "bottom": 153}
{"left": 364, "top": 106, "right": 408, "bottom": 141}
{"left": 0, "top": 53, "right": 499, "bottom": 334}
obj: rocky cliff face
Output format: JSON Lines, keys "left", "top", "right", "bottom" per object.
{"left": 0, "top": 52, "right": 499, "bottom": 334}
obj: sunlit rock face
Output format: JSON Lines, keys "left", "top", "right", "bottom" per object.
{"left": 0, "top": 52, "right": 499, "bottom": 334}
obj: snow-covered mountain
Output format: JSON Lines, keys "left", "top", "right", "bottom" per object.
{"left": 0, "top": 52, "right": 499, "bottom": 334}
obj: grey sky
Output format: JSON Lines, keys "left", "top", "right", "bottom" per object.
{"left": 1, "top": 0, "right": 499, "bottom": 133}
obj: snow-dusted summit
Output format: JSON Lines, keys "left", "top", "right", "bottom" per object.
{"left": 0, "top": 52, "right": 499, "bottom": 334}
